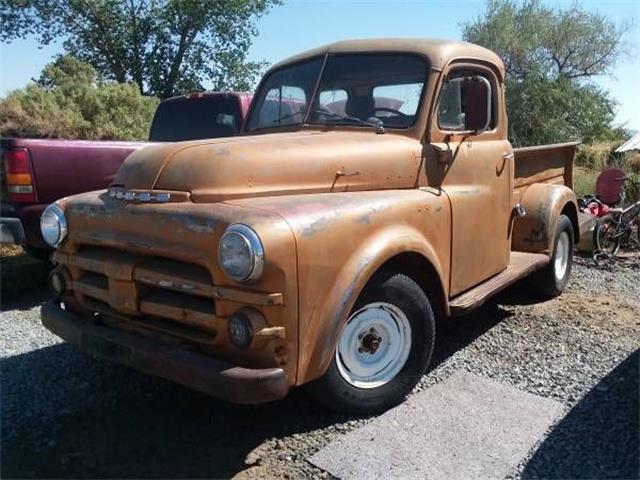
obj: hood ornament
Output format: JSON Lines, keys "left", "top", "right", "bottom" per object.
{"left": 108, "top": 188, "right": 171, "bottom": 203}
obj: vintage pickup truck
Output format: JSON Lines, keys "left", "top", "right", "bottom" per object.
{"left": 40, "top": 39, "right": 579, "bottom": 413}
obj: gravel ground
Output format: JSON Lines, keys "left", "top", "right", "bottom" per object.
{"left": 1, "top": 255, "right": 638, "bottom": 479}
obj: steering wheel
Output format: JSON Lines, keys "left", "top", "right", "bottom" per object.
{"left": 369, "top": 107, "right": 408, "bottom": 117}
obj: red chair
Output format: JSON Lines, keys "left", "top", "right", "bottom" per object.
{"left": 595, "top": 168, "right": 626, "bottom": 206}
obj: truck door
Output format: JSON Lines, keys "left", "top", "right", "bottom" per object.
{"left": 431, "top": 65, "right": 513, "bottom": 296}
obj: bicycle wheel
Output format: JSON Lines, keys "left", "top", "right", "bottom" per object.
{"left": 594, "top": 214, "right": 621, "bottom": 256}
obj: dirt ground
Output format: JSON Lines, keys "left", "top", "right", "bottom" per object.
{"left": 1, "top": 253, "right": 638, "bottom": 479}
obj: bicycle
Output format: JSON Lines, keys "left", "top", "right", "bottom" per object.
{"left": 593, "top": 176, "right": 640, "bottom": 257}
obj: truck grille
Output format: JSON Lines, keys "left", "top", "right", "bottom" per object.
{"left": 54, "top": 246, "right": 219, "bottom": 343}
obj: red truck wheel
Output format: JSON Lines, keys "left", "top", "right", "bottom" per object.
{"left": 307, "top": 271, "right": 435, "bottom": 414}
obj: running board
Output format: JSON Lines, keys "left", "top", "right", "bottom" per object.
{"left": 448, "top": 252, "right": 549, "bottom": 316}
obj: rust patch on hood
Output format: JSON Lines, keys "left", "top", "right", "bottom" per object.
{"left": 114, "top": 130, "right": 422, "bottom": 202}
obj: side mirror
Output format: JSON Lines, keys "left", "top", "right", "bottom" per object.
{"left": 461, "top": 76, "right": 492, "bottom": 133}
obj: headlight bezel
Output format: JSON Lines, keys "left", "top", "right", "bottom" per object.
{"left": 217, "top": 224, "right": 265, "bottom": 282}
{"left": 40, "top": 203, "right": 67, "bottom": 248}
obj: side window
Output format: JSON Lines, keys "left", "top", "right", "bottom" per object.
{"left": 438, "top": 80, "right": 465, "bottom": 130}
{"left": 259, "top": 86, "right": 307, "bottom": 126}
{"left": 438, "top": 70, "right": 495, "bottom": 132}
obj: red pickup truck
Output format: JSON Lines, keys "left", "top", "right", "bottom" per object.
{"left": 1, "top": 91, "right": 252, "bottom": 256}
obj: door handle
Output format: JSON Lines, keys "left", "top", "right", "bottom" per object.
{"left": 336, "top": 170, "right": 360, "bottom": 177}
{"left": 496, "top": 151, "right": 512, "bottom": 175}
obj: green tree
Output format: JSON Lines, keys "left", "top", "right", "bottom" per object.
{"left": 462, "top": 0, "right": 629, "bottom": 146}
{"left": 1, "top": 0, "right": 281, "bottom": 98}
{"left": 0, "top": 55, "right": 159, "bottom": 139}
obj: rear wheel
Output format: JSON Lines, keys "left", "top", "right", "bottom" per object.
{"left": 530, "top": 214, "right": 574, "bottom": 297}
{"left": 307, "top": 272, "right": 435, "bottom": 414}
{"left": 594, "top": 214, "right": 621, "bottom": 256}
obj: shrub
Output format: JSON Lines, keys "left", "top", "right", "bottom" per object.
{"left": 573, "top": 168, "right": 599, "bottom": 199}
{"left": 0, "top": 55, "right": 159, "bottom": 140}
{"left": 625, "top": 151, "right": 640, "bottom": 175}
{"left": 575, "top": 141, "right": 624, "bottom": 171}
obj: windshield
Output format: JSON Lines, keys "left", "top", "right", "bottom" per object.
{"left": 246, "top": 54, "right": 428, "bottom": 132}
{"left": 149, "top": 95, "right": 242, "bottom": 142}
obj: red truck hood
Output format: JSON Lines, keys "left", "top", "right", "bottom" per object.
{"left": 113, "top": 130, "right": 422, "bottom": 202}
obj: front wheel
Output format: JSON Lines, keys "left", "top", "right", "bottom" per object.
{"left": 307, "top": 272, "right": 435, "bottom": 414}
{"left": 529, "top": 214, "right": 574, "bottom": 297}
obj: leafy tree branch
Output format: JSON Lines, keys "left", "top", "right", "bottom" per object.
{"left": 1, "top": 0, "right": 281, "bottom": 98}
{"left": 462, "top": 0, "right": 630, "bottom": 146}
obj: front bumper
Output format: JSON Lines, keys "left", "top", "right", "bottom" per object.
{"left": 41, "top": 301, "right": 289, "bottom": 404}
{"left": 0, "top": 203, "right": 48, "bottom": 247}
{"left": 0, "top": 217, "right": 26, "bottom": 243}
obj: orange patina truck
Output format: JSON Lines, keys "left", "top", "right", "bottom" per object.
{"left": 41, "top": 39, "right": 579, "bottom": 413}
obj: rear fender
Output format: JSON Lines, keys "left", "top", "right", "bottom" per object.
{"left": 512, "top": 183, "right": 578, "bottom": 254}
{"left": 296, "top": 225, "right": 446, "bottom": 384}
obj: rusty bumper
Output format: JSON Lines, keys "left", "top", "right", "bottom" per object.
{"left": 41, "top": 301, "right": 289, "bottom": 404}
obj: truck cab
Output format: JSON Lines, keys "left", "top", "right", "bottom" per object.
{"left": 40, "top": 39, "right": 578, "bottom": 413}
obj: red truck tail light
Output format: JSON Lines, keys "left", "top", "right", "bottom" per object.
{"left": 4, "top": 147, "right": 38, "bottom": 203}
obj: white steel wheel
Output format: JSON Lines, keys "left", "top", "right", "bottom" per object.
{"left": 335, "top": 302, "right": 412, "bottom": 389}
{"left": 307, "top": 272, "right": 435, "bottom": 414}
{"left": 529, "top": 214, "right": 574, "bottom": 298}
{"left": 554, "top": 231, "right": 570, "bottom": 282}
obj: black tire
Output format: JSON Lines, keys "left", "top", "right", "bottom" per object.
{"left": 594, "top": 214, "right": 621, "bottom": 256}
{"left": 530, "top": 214, "right": 574, "bottom": 297}
{"left": 24, "top": 245, "right": 53, "bottom": 263}
{"left": 307, "top": 271, "right": 435, "bottom": 415}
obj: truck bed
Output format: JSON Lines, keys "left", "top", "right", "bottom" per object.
{"left": 1, "top": 138, "right": 150, "bottom": 205}
{"left": 514, "top": 142, "right": 578, "bottom": 193}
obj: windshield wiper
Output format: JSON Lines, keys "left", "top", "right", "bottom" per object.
{"left": 247, "top": 111, "right": 303, "bottom": 132}
{"left": 312, "top": 109, "right": 385, "bottom": 134}
{"left": 270, "top": 111, "right": 301, "bottom": 125}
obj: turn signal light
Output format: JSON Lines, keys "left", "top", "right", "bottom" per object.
{"left": 49, "top": 267, "right": 71, "bottom": 296}
{"left": 3, "top": 147, "right": 37, "bottom": 203}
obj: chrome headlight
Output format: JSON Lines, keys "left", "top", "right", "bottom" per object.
{"left": 218, "top": 224, "right": 264, "bottom": 282}
{"left": 40, "top": 203, "right": 67, "bottom": 248}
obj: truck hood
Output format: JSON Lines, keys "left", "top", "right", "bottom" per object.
{"left": 113, "top": 130, "right": 422, "bottom": 202}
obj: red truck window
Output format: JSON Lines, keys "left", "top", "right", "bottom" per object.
{"left": 149, "top": 95, "right": 241, "bottom": 142}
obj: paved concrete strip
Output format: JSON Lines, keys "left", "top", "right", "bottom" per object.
{"left": 309, "top": 372, "right": 565, "bottom": 480}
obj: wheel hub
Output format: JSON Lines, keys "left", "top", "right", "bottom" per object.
{"left": 358, "top": 328, "right": 383, "bottom": 354}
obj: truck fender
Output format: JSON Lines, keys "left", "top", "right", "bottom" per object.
{"left": 512, "top": 183, "right": 579, "bottom": 254}
{"left": 296, "top": 225, "right": 447, "bottom": 385}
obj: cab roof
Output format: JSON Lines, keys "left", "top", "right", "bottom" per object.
{"left": 269, "top": 38, "right": 505, "bottom": 80}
